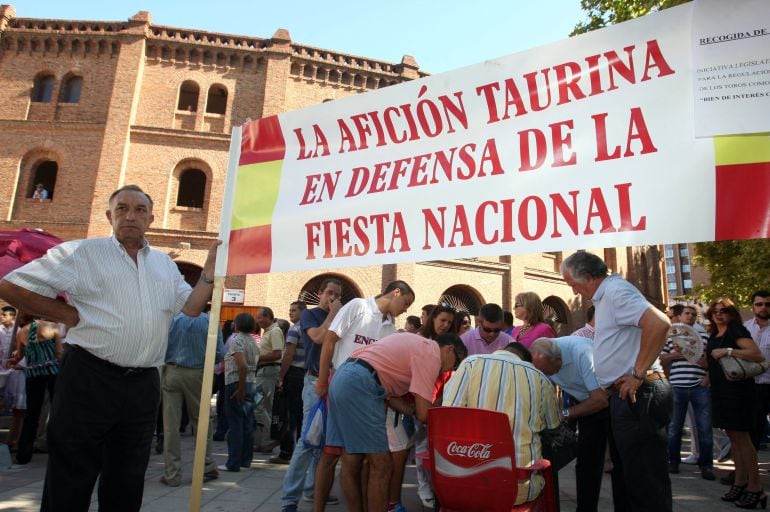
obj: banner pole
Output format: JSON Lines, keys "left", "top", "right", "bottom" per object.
{"left": 189, "top": 275, "right": 225, "bottom": 512}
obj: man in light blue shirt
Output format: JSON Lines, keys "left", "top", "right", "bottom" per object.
{"left": 161, "top": 309, "right": 224, "bottom": 486}
{"left": 531, "top": 336, "right": 608, "bottom": 512}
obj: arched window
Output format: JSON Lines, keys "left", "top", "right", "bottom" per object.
{"left": 30, "top": 160, "right": 58, "bottom": 199}
{"left": 177, "top": 80, "right": 199, "bottom": 112}
{"left": 176, "top": 169, "right": 206, "bottom": 207}
{"left": 59, "top": 74, "right": 83, "bottom": 103}
{"left": 31, "top": 73, "right": 55, "bottom": 103}
{"left": 205, "top": 84, "right": 227, "bottom": 114}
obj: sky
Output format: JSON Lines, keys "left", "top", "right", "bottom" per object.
{"left": 9, "top": 0, "right": 586, "bottom": 74}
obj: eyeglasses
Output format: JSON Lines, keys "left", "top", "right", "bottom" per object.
{"left": 514, "top": 303, "right": 523, "bottom": 308}
{"left": 713, "top": 308, "right": 728, "bottom": 315}
{"left": 754, "top": 302, "right": 770, "bottom": 307}
{"left": 481, "top": 325, "right": 502, "bottom": 334}
{"left": 461, "top": 319, "right": 471, "bottom": 325}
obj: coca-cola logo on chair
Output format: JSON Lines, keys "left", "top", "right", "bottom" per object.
{"left": 446, "top": 441, "right": 493, "bottom": 460}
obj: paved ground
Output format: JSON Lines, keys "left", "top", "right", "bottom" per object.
{"left": 2, "top": 420, "right": 769, "bottom": 511}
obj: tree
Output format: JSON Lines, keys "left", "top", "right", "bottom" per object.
{"left": 693, "top": 240, "right": 770, "bottom": 306}
{"left": 571, "top": 0, "right": 691, "bottom": 35}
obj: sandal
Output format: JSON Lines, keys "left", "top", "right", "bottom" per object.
{"left": 723, "top": 484, "right": 748, "bottom": 502}
{"left": 736, "top": 489, "right": 768, "bottom": 509}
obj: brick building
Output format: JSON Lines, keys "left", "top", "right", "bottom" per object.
{"left": 0, "top": 5, "right": 667, "bottom": 329}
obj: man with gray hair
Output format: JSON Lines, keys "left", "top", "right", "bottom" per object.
{"left": 560, "top": 251, "right": 672, "bottom": 512}
{"left": 530, "top": 336, "right": 609, "bottom": 512}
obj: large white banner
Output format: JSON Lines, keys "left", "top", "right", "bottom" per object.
{"left": 217, "top": 2, "right": 770, "bottom": 277}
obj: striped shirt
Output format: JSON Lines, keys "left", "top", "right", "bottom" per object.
{"left": 286, "top": 323, "right": 305, "bottom": 368}
{"left": 443, "top": 350, "right": 560, "bottom": 505}
{"left": 5, "top": 236, "right": 191, "bottom": 367}
{"left": 746, "top": 318, "right": 770, "bottom": 384}
{"left": 165, "top": 312, "right": 224, "bottom": 368}
{"left": 571, "top": 323, "right": 595, "bottom": 340}
{"left": 661, "top": 332, "right": 707, "bottom": 387}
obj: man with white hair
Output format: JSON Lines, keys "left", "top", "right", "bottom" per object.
{"left": 530, "top": 336, "right": 609, "bottom": 512}
{"left": 560, "top": 251, "right": 672, "bottom": 512}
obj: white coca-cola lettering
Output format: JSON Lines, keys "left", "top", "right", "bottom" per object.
{"left": 446, "top": 441, "right": 493, "bottom": 460}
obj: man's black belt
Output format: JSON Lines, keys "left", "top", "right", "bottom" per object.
{"left": 348, "top": 357, "right": 381, "bottom": 386}
{"left": 260, "top": 362, "right": 281, "bottom": 367}
{"left": 71, "top": 345, "right": 154, "bottom": 377}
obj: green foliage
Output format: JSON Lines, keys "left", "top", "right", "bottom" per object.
{"left": 571, "top": 0, "right": 691, "bottom": 35}
{"left": 693, "top": 240, "right": 770, "bottom": 306}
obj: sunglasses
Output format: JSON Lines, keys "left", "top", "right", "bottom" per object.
{"left": 755, "top": 302, "right": 770, "bottom": 307}
{"left": 481, "top": 325, "right": 502, "bottom": 334}
{"left": 461, "top": 319, "right": 471, "bottom": 325}
{"left": 713, "top": 308, "right": 729, "bottom": 315}
{"left": 514, "top": 303, "right": 523, "bottom": 308}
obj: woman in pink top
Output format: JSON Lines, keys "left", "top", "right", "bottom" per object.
{"left": 511, "top": 292, "right": 556, "bottom": 348}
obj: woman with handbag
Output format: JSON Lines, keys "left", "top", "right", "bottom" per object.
{"left": 706, "top": 298, "right": 766, "bottom": 509}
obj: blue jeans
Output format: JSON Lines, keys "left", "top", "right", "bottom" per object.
{"left": 281, "top": 373, "right": 321, "bottom": 506}
{"left": 224, "top": 382, "right": 255, "bottom": 471}
{"left": 668, "top": 384, "right": 713, "bottom": 468}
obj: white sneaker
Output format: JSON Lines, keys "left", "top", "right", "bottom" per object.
{"left": 420, "top": 496, "right": 436, "bottom": 508}
{"left": 302, "top": 494, "right": 339, "bottom": 505}
{"left": 681, "top": 454, "right": 698, "bottom": 465}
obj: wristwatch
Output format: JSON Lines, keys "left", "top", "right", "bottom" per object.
{"left": 631, "top": 368, "right": 645, "bottom": 381}
{"left": 727, "top": 348, "right": 734, "bottom": 357}
{"left": 562, "top": 408, "right": 570, "bottom": 418}
{"left": 199, "top": 273, "right": 214, "bottom": 284}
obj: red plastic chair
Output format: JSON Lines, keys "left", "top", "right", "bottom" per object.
{"left": 425, "top": 406, "right": 556, "bottom": 512}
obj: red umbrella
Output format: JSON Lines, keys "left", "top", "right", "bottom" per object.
{"left": 0, "top": 228, "right": 64, "bottom": 279}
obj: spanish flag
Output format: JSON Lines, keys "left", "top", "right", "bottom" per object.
{"left": 225, "top": 117, "right": 285, "bottom": 275}
{"left": 714, "top": 134, "right": 770, "bottom": 240}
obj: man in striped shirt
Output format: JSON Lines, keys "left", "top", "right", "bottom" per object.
{"left": 0, "top": 185, "right": 220, "bottom": 512}
{"left": 443, "top": 342, "right": 560, "bottom": 505}
{"left": 659, "top": 314, "right": 713, "bottom": 480}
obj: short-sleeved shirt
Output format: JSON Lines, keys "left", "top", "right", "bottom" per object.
{"left": 5, "top": 236, "right": 191, "bottom": 367}
{"left": 258, "top": 322, "right": 284, "bottom": 357}
{"left": 286, "top": 323, "right": 305, "bottom": 368}
{"left": 746, "top": 318, "right": 770, "bottom": 384}
{"left": 511, "top": 322, "right": 556, "bottom": 348}
{"left": 661, "top": 329, "right": 708, "bottom": 387}
{"left": 302, "top": 307, "right": 328, "bottom": 374}
{"left": 591, "top": 274, "right": 654, "bottom": 387}
{"left": 351, "top": 332, "right": 441, "bottom": 401}
{"left": 329, "top": 297, "right": 395, "bottom": 369}
{"left": 548, "top": 336, "right": 600, "bottom": 402}
{"left": 443, "top": 350, "right": 560, "bottom": 504}
{"left": 571, "top": 323, "right": 595, "bottom": 340}
{"left": 460, "top": 328, "right": 513, "bottom": 356}
{"left": 225, "top": 332, "right": 259, "bottom": 386}
{"left": 0, "top": 324, "right": 13, "bottom": 368}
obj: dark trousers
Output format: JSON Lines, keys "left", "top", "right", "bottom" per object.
{"left": 16, "top": 374, "right": 56, "bottom": 464}
{"left": 574, "top": 406, "right": 610, "bottom": 512}
{"left": 214, "top": 371, "right": 228, "bottom": 438}
{"left": 41, "top": 347, "right": 160, "bottom": 512}
{"left": 751, "top": 383, "right": 770, "bottom": 449}
{"left": 278, "top": 366, "right": 305, "bottom": 459}
{"left": 608, "top": 379, "right": 673, "bottom": 512}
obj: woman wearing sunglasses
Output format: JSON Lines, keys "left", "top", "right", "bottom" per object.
{"left": 706, "top": 298, "right": 766, "bottom": 509}
{"left": 511, "top": 292, "right": 556, "bottom": 348}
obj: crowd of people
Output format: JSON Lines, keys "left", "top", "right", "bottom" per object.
{"left": 0, "top": 184, "right": 768, "bottom": 512}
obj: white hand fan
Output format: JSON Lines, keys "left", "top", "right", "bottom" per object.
{"left": 668, "top": 323, "right": 704, "bottom": 364}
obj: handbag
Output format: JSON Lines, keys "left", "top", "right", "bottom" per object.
{"left": 540, "top": 422, "right": 578, "bottom": 471}
{"left": 719, "top": 356, "right": 770, "bottom": 381}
